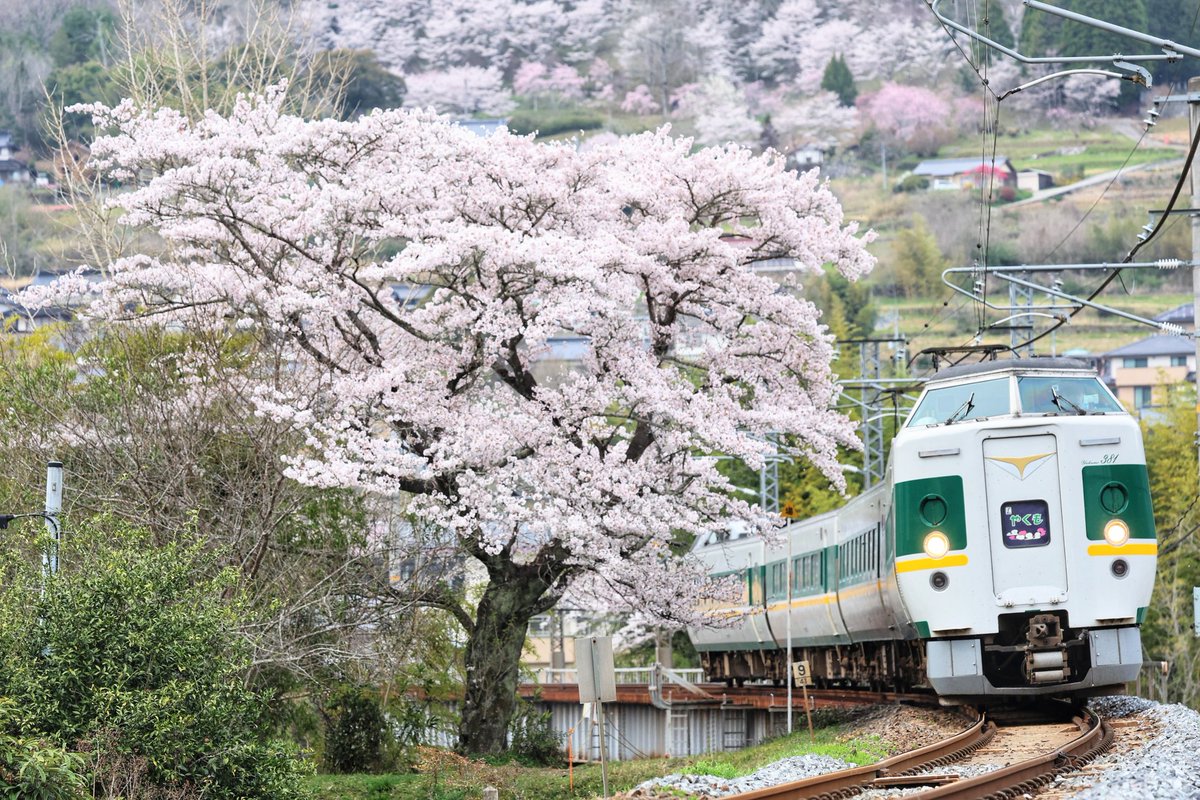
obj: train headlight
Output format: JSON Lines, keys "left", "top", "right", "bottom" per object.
{"left": 1103, "top": 518, "right": 1130, "bottom": 547}
{"left": 923, "top": 531, "right": 951, "bottom": 559}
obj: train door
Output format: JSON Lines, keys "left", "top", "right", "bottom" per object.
{"left": 982, "top": 434, "right": 1069, "bottom": 604}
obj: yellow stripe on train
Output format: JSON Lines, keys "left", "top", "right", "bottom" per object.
{"left": 895, "top": 554, "right": 969, "bottom": 573}
{"left": 1087, "top": 542, "right": 1158, "bottom": 557}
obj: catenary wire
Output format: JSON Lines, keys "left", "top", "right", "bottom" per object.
{"left": 1016, "top": 108, "right": 1200, "bottom": 352}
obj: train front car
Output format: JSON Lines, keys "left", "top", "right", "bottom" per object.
{"left": 893, "top": 358, "right": 1156, "bottom": 702}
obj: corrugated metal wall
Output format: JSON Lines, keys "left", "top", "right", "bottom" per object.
{"left": 413, "top": 699, "right": 784, "bottom": 759}
{"left": 538, "top": 701, "right": 775, "bottom": 760}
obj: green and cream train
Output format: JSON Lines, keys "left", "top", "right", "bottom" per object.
{"left": 689, "top": 358, "right": 1158, "bottom": 701}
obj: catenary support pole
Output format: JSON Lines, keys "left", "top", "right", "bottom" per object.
{"left": 1190, "top": 76, "right": 1200, "bottom": 477}
{"left": 43, "top": 461, "right": 62, "bottom": 579}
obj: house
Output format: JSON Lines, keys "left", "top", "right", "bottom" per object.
{"left": 1100, "top": 334, "right": 1195, "bottom": 411}
{"left": 0, "top": 288, "right": 71, "bottom": 334}
{"left": 1154, "top": 302, "right": 1195, "bottom": 332}
{"left": 1017, "top": 169, "right": 1054, "bottom": 193}
{"left": 911, "top": 156, "right": 1018, "bottom": 190}
{"left": 0, "top": 130, "right": 33, "bottom": 186}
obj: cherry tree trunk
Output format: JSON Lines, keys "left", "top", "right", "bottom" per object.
{"left": 457, "top": 568, "right": 556, "bottom": 756}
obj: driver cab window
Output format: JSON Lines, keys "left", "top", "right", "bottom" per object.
{"left": 907, "top": 377, "right": 1010, "bottom": 427}
{"left": 1016, "top": 376, "right": 1123, "bottom": 415}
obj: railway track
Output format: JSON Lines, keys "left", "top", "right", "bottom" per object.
{"left": 724, "top": 705, "right": 1113, "bottom": 800}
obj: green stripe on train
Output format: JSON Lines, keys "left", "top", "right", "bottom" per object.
{"left": 893, "top": 475, "right": 967, "bottom": 557}
{"left": 1081, "top": 464, "right": 1156, "bottom": 541}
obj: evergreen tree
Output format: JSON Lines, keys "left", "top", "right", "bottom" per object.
{"left": 983, "top": 4, "right": 1015, "bottom": 50}
{"left": 820, "top": 54, "right": 857, "bottom": 107}
{"left": 1146, "top": 0, "right": 1196, "bottom": 87}
{"left": 890, "top": 215, "right": 948, "bottom": 298}
{"left": 48, "top": 7, "right": 116, "bottom": 68}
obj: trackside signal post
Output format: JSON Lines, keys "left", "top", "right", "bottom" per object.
{"left": 576, "top": 636, "right": 616, "bottom": 799}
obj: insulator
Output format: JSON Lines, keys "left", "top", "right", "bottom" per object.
{"left": 1155, "top": 258, "right": 1183, "bottom": 269}
{"left": 1142, "top": 223, "right": 1156, "bottom": 232}
{"left": 1159, "top": 322, "right": 1187, "bottom": 337}
{"left": 1030, "top": 669, "right": 1066, "bottom": 683}
{"left": 1137, "top": 233, "right": 1150, "bottom": 241}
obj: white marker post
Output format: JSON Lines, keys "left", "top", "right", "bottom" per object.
{"left": 791, "top": 659, "right": 814, "bottom": 742}
{"left": 576, "top": 636, "right": 617, "bottom": 799}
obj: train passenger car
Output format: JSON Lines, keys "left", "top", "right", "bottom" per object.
{"left": 689, "top": 357, "right": 1157, "bottom": 701}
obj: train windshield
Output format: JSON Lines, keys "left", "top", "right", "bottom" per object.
{"left": 907, "top": 377, "right": 1010, "bottom": 426}
{"left": 1016, "top": 376, "right": 1122, "bottom": 415}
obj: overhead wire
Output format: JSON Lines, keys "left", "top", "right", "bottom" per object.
{"left": 1039, "top": 123, "right": 1151, "bottom": 262}
{"left": 1017, "top": 106, "right": 1200, "bottom": 352}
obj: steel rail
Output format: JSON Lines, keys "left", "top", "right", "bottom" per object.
{"left": 906, "top": 709, "right": 1113, "bottom": 800}
{"left": 724, "top": 712, "right": 993, "bottom": 800}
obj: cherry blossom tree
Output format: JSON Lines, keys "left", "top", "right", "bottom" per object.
{"left": 692, "top": 77, "right": 761, "bottom": 147}
{"left": 774, "top": 91, "right": 860, "bottom": 154}
{"left": 513, "top": 62, "right": 585, "bottom": 109}
{"left": 620, "top": 84, "right": 660, "bottom": 115}
{"left": 59, "top": 88, "right": 873, "bottom": 755}
{"left": 403, "top": 66, "right": 514, "bottom": 115}
{"left": 860, "top": 82, "right": 953, "bottom": 155}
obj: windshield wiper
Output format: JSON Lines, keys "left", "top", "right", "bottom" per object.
{"left": 1051, "top": 387, "right": 1087, "bottom": 415}
{"left": 944, "top": 392, "right": 976, "bottom": 424}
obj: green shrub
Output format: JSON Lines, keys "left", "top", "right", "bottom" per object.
{"left": 506, "top": 110, "right": 604, "bottom": 137}
{"left": 0, "top": 703, "right": 87, "bottom": 800}
{"left": 0, "top": 520, "right": 308, "bottom": 799}
{"left": 507, "top": 704, "right": 561, "bottom": 766}
{"left": 893, "top": 174, "right": 929, "bottom": 193}
{"left": 324, "top": 687, "right": 389, "bottom": 774}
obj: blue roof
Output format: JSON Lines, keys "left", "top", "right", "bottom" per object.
{"left": 1103, "top": 334, "right": 1194, "bottom": 358}
{"left": 455, "top": 119, "right": 508, "bottom": 137}
{"left": 912, "top": 156, "right": 1013, "bottom": 177}
{"left": 1153, "top": 303, "right": 1193, "bottom": 324}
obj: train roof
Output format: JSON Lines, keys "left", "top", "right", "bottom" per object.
{"left": 929, "top": 357, "right": 1094, "bottom": 383}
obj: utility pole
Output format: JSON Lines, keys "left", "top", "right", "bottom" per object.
{"left": 1190, "top": 75, "right": 1200, "bottom": 476}
{"left": 43, "top": 461, "right": 63, "bottom": 579}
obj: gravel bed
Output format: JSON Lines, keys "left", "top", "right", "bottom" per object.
{"left": 1048, "top": 696, "right": 1200, "bottom": 800}
{"left": 624, "top": 696, "right": 1200, "bottom": 800}
{"left": 627, "top": 754, "right": 858, "bottom": 799}
{"left": 624, "top": 705, "right": 970, "bottom": 800}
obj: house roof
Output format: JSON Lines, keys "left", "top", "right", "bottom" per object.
{"left": 913, "top": 156, "right": 1014, "bottom": 177}
{"left": 455, "top": 119, "right": 508, "bottom": 137}
{"left": 0, "top": 159, "right": 29, "bottom": 173}
{"left": 1103, "top": 334, "right": 1195, "bottom": 358}
{"left": 1153, "top": 303, "right": 1193, "bottom": 324}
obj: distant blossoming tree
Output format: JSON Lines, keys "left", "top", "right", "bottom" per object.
{"left": 774, "top": 91, "right": 860, "bottom": 154}
{"left": 620, "top": 83, "right": 660, "bottom": 114}
{"left": 860, "top": 82, "right": 953, "bottom": 155}
{"left": 59, "top": 88, "right": 873, "bottom": 755}
{"left": 692, "top": 77, "right": 761, "bottom": 147}
{"left": 512, "top": 62, "right": 585, "bottom": 108}
{"left": 403, "top": 66, "right": 514, "bottom": 115}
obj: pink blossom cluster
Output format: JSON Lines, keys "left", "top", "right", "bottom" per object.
{"left": 54, "top": 88, "right": 874, "bottom": 623}
{"left": 620, "top": 84, "right": 659, "bottom": 115}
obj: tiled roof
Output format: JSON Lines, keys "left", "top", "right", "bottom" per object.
{"left": 912, "top": 156, "right": 1013, "bottom": 177}
{"left": 1153, "top": 303, "right": 1193, "bottom": 323}
{"left": 1102, "top": 334, "right": 1195, "bottom": 358}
